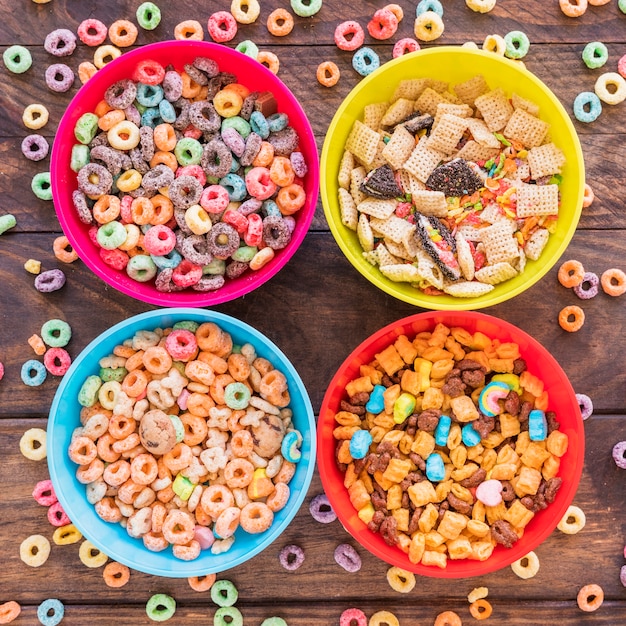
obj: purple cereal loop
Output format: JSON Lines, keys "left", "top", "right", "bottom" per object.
{"left": 168, "top": 175, "right": 203, "bottom": 209}
{"left": 163, "top": 70, "right": 183, "bottom": 102}
{"left": 237, "top": 197, "right": 262, "bottom": 216}
{"left": 309, "top": 493, "right": 337, "bottom": 523}
{"left": 263, "top": 216, "right": 291, "bottom": 250}
{"left": 44, "top": 28, "right": 77, "bottom": 57}
{"left": 240, "top": 92, "right": 258, "bottom": 121}
{"left": 278, "top": 544, "right": 305, "bottom": 571}
{"left": 188, "top": 100, "right": 220, "bottom": 133}
{"left": 576, "top": 393, "right": 593, "bottom": 420}
{"left": 268, "top": 126, "right": 299, "bottom": 156}
{"left": 105, "top": 79, "right": 137, "bottom": 110}
{"left": 612, "top": 441, "right": 626, "bottom": 469}
{"left": 34, "top": 269, "right": 66, "bottom": 293}
{"left": 184, "top": 63, "right": 209, "bottom": 86}
{"left": 125, "top": 104, "right": 142, "bottom": 126}
{"left": 620, "top": 565, "right": 626, "bottom": 588}
{"left": 142, "top": 164, "right": 174, "bottom": 192}
{"left": 225, "top": 260, "right": 249, "bottom": 279}
{"left": 45, "top": 63, "right": 75, "bottom": 92}
{"left": 340, "top": 608, "right": 367, "bottom": 626}
{"left": 72, "top": 189, "right": 93, "bottom": 224}
{"left": 139, "top": 125, "right": 155, "bottom": 161}
{"left": 21, "top": 134, "right": 50, "bottom": 161}
{"left": 192, "top": 56, "right": 220, "bottom": 78}
{"left": 202, "top": 138, "right": 232, "bottom": 178}
{"left": 221, "top": 127, "right": 246, "bottom": 158}
{"left": 206, "top": 222, "right": 239, "bottom": 259}
{"left": 180, "top": 234, "right": 213, "bottom": 265}
{"left": 192, "top": 274, "right": 225, "bottom": 291}
{"left": 90, "top": 145, "right": 125, "bottom": 176}
{"left": 77, "top": 162, "right": 113, "bottom": 196}
{"left": 239, "top": 132, "right": 262, "bottom": 167}
{"left": 155, "top": 268, "right": 184, "bottom": 292}
{"left": 290, "top": 151, "right": 308, "bottom": 178}
{"left": 334, "top": 543, "right": 361, "bottom": 573}
{"left": 573, "top": 271, "right": 599, "bottom": 300}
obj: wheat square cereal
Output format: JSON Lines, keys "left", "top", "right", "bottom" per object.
{"left": 381, "top": 98, "right": 416, "bottom": 127}
{"left": 357, "top": 213, "right": 375, "bottom": 251}
{"left": 376, "top": 242, "right": 402, "bottom": 267}
{"left": 456, "top": 222, "right": 484, "bottom": 242}
{"left": 503, "top": 108, "right": 549, "bottom": 148}
{"left": 455, "top": 233, "right": 475, "bottom": 281}
{"left": 412, "top": 189, "right": 448, "bottom": 217}
{"left": 384, "top": 239, "right": 413, "bottom": 260}
{"left": 512, "top": 92, "right": 540, "bottom": 117}
{"left": 382, "top": 125, "right": 416, "bottom": 170}
{"left": 425, "top": 114, "right": 468, "bottom": 155}
{"left": 338, "top": 150, "right": 355, "bottom": 189}
{"left": 474, "top": 88, "right": 515, "bottom": 132}
{"left": 398, "top": 170, "right": 427, "bottom": 196}
{"left": 362, "top": 249, "right": 379, "bottom": 265}
{"left": 454, "top": 74, "right": 490, "bottom": 106}
{"left": 370, "top": 136, "right": 392, "bottom": 169}
{"left": 363, "top": 102, "right": 390, "bottom": 130}
{"left": 433, "top": 103, "right": 474, "bottom": 129}
{"left": 416, "top": 87, "right": 449, "bottom": 117}
{"left": 393, "top": 78, "right": 431, "bottom": 101}
{"left": 455, "top": 140, "right": 500, "bottom": 162}
{"left": 524, "top": 228, "right": 550, "bottom": 260}
{"left": 338, "top": 187, "right": 358, "bottom": 230}
{"left": 481, "top": 221, "right": 520, "bottom": 265}
{"left": 357, "top": 198, "right": 398, "bottom": 219}
{"left": 370, "top": 215, "right": 416, "bottom": 243}
{"left": 402, "top": 136, "right": 444, "bottom": 183}
{"left": 346, "top": 120, "right": 381, "bottom": 165}
{"left": 511, "top": 161, "right": 531, "bottom": 182}
{"left": 475, "top": 262, "right": 518, "bottom": 285}
{"left": 465, "top": 118, "right": 501, "bottom": 149}
{"left": 527, "top": 143, "right": 566, "bottom": 179}
{"left": 516, "top": 183, "right": 559, "bottom": 217}
{"left": 349, "top": 166, "right": 368, "bottom": 205}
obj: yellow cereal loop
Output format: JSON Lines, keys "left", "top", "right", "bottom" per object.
{"left": 53, "top": 524, "right": 83, "bottom": 545}
{"left": 19, "top": 534, "right": 51, "bottom": 567}
{"left": 369, "top": 611, "right": 400, "bottom": 626}
{"left": 231, "top": 0, "right": 261, "bottom": 24}
{"left": 79, "top": 539, "right": 109, "bottom": 568}
{"left": 94, "top": 44, "right": 122, "bottom": 69}
{"left": 414, "top": 11, "right": 445, "bottom": 42}
{"left": 511, "top": 550, "right": 540, "bottom": 579}
{"left": 386, "top": 566, "right": 416, "bottom": 593}
{"left": 557, "top": 504, "right": 586, "bottom": 534}
{"left": 24, "top": 259, "right": 42, "bottom": 274}
{"left": 483, "top": 34, "right": 507, "bottom": 56}
{"left": 23, "top": 104, "right": 49, "bottom": 130}
{"left": 19, "top": 427, "right": 47, "bottom": 460}
{"left": 468, "top": 586, "right": 489, "bottom": 603}
{"left": 213, "top": 89, "right": 243, "bottom": 118}
{"left": 466, "top": 0, "right": 497, "bottom": 12}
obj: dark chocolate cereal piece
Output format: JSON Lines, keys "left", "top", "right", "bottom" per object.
{"left": 192, "top": 56, "right": 220, "bottom": 78}
{"left": 168, "top": 175, "right": 203, "bottom": 209}
{"left": 359, "top": 164, "right": 403, "bottom": 199}
{"left": 77, "top": 163, "right": 113, "bottom": 196}
{"left": 415, "top": 213, "right": 461, "bottom": 281}
{"left": 426, "top": 158, "right": 483, "bottom": 197}
{"left": 262, "top": 216, "right": 291, "bottom": 250}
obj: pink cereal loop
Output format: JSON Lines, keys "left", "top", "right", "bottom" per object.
{"left": 393, "top": 38, "right": 420, "bottom": 58}
{"left": 367, "top": 8, "right": 399, "bottom": 41}
{"left": 132, "top": 59, "right": 165, "bottom": 85}
{"left": 165, "top": 329, "right": 198, "bottom": 361}
{"left": 32, "top": 479, "right": 58, "bottom": 506}
{"left": 618, "top": 54, "right": 626, "bottom": 79}
{"left": 208, "top": 11, "right": 238, "bottom": 43}
{"left": 48, "top": 500, "right": 71, "bottom": 526}
{"left": 77, "top": 19, "right": 108, "bottom": 46}
{"left": 334, "top": 21, "right": 365, "bottom": 51}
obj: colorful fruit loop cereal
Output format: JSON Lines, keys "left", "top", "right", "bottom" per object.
{"left": 0, "top": 601, "right": 21, "bottom": 624}
{"left": 68, "top": 321, "right": 303, "bottom": 561}
{"left": 339, "top": 74, "right": 567, "bottom": 298}
{"left": 510, "top": 549, "right": 539, "bottom": 578}
{"left": 19, "top": 534, "right": 51, "bottom": 567}
{"left": 37, "top": 598, "right": 64, "bottom": 626}
{"left": 70, "top": 55, "right": 309, "bottom": 294}
{"left": 332, "top": 322, "right": 568, "bottom": 568}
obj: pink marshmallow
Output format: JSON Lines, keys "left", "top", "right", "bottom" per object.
{"left": 476, "top": 479, "right": 503, "bottom": 507}
{"left": 194, "top": 525, "right": 215, "bottom": 550}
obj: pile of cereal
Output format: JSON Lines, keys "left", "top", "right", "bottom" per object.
{"left": 338, "top": 74, "right": 566, "bottom": 298}
{"left": 68, "top": 320, "right": 302, "bottom": 561}
{"left": 70, "top": 55, "right": 308, "bottom": 293}
{"left": 332, "top": 322, "right": 568, "bottom": 568}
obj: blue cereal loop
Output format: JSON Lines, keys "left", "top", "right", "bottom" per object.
{"left": 267, "top": 112, "right": 288, "bottom": 133}
{"left": 352, "top": 47, "right": 380, "bottom": 77}
{"left": 37, "top": 598, "right": 64, "bottom": 626}
{"left": 262, "top": 199, "right": 281, "bottom": 217}
{"left": 250, "top": 111, "right": 270, "bottom": 138}
{"left": 349, "top": 429, "right": 372, "bottom": 459}
{"left": 151, "top": 249, "right": 182, "bottom": 270}
{"left": 573, "top": 91, "right": 602, "bottom": 123}
{"left": 21, "top": 359, "right": 47, "bottom": 387}
{"left": 434, "top": 414, "right": 452, "bottom": 447}
{"left": 417, "top": 0, "right": 443, "bottom": 17}
{"left": 365, "top": 384, "right": 386, "bottom": 414}
{"left": 281, "top": 430, "right": 302, "bottom": 463}
{"left": 141, "top": 107, "right": 163, "bottom": 128}
{"left": 425, "top": 453, "right": 445, "bottom": 482}
{"left": 219, "top": 173, "right": 247, "bottom": 201}
{"left": 529, "top": 409, "right": 548, "bottom": 441}
{"left": 136, "top": 82, "right": 164, "bottom": 107}
{"left": 158, "top": 99, "right": 177, "bottom": 123}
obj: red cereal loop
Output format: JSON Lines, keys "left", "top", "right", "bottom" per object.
{"left": 367, "top": 8, "right": 398, "bottom": 41}
{"left": 393, "top": 37, "right": 420, "bottom": 58}
{"left": 619, "top": 54, "right": 626, "bottom": 79}
{"left": 207, "top": 11, "right": 238, "bottom": 43}
{"left": 99, "top": 247, "right": 129, "bottom": 271}
{"left": 165, "top": 329, "right": 198, "bottom": 361}
{"left": 77, "top": 19, "right": 108, "bottom": 46}
{"left": 171, "top": 259, "right": 203, "bottom": 288}
{"left": 334, "top": 21, "right": 365, "bottom": 51}
{"left": 48, "top": 500, "right": 71, "bottom": 527}
{"left": 339, "top": 608, "right": 367, "bottom": 626}
{"left": 44, "top": 347, "right": 72, "bottom": 376}
{"left": 32, "top": 479, "right": 58, "bottom": 506}
{"left": 132, "top": 59, "right": 166, "bottom": 85}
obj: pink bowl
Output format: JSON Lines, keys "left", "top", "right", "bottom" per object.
{"left": 317, "top": 311, "right": 585, "bottom": 578}
{"left": 50, "top": 40, "right": 319, "bottom": 306}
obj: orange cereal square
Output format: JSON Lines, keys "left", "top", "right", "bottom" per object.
{"left": 375, "top": 344, "right": 405, "bottom": 376}
{"left": 394, "top": 334, "right": 418, "bottom": 364}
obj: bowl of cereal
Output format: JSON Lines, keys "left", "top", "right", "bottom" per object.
{"left": 317, "top": 311, "right": 584, "bottom": 577}
{"left": 50, "top": 40, "right": 319, "bottom": 306}
{"left": 47, "top": 308, "right": 316, "bottom": 577}
{"left": 320, "top": 47, "right": 585, "bottom": 309}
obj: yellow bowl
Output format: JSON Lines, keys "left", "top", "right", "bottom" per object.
{"left": 320, "top": 47, "right": 585, "bottom": 310}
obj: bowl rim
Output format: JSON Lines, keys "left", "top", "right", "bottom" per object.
{"left": 50, "top": 40, "right": 319, "bottom": 308}
{"left": 316, "top": 310, "right": 585, "bottom": 578}
{"left": 47, "top": 307, "right": 317, "bottom": 577}
{"left": 320, "top": 46, "right": 585, "bottom": 311}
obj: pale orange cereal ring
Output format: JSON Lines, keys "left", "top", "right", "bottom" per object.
{"left": 113, "top": 344, "right": 136, "bottom": 358}
{"left": 201, "top": 484, "right": 234, "bottom": 519}
{"left": 230, "top": 429, "right": 254, "bottom": 457}
{"left": 185, "top": 360, "right": 215, "bottom": 386}
{"left": 150, "top": 194, "right": 174, "bottom": 225}
{"left": 103, "top": 459, "right": 131, "bottom": 487}
{"left": 276, "top": 183, "right": 306, "bottom": 215}
{"left": 257, "top": 50, "right": 280, "bottom": 74}
{"left": 582, "top": 183, "right": 595, "bottom": 208}
{"left": 142, "top": 346, "right": 172, "bottom": 374}
{"left": 274, "top": 460, "right": 296, "bottom": 484}
{"left": 210, "top": 373, "right": 235, "bottom": 405}
{"left": 76, "top": 458, "right": 104, "bottom": 484}
{"left": 469, "top": 599, "right": 493, "bottom": 620}
{"left": 557, "top": 259, "right": 585, "bottom": 288}
{"left": 163, "top": 442, "right": 193, "bottom": 472}
{"left": 266, "top": 482, "right": 290, "bottom": 512}
{"left": 68, "top": 436, "right": 98, "bottom": 465}
{"left": 267, "top": 8, "right": 294, "bottom": 36}
{"left": 28, "top": 333, "right": 47, "bottom": 355}
{"left": 252, "top": 141, "right": 275, "bottom": 167}
{"left": 228, "top": 353, "right": 251, "bottom": 381}
{"left": 96, "top": 432, "right": 121, "bottom": 463}
{"left": 153, "top": 123, "right": 177, "bottom": 152}
{"left": 143, "top": 531, "right": 169, "bottom": 552}
{"left": 131, "top": 196, "right": 156, "bottom": 225}
{"left": 195, "top": 504, "right": 213, "bottom": 526}
{"left": 162, "top": 509, "right": 196, "bottom": 545}
{"left": 108, "top": 19, "right": 138, "bottom": 47}
{"left": 173, "top": 540, "right": 201, "bottom": 561}
{"left": 0, "top": 600, "right": 21, "bottom": 624}
{"left": 240, "top": 502, "right": 274, "bottom": 533}
{"left": 111, "top": 432, "right": 140, "bottom": 453}
{"left": 269, "top": 156, "right": 295, "bottom": 187}
{"left": 601, "top": 268, "right": 626, "bottom": 296}
{"left": 223, "top": 83, "right": 251, "bottom": 100}
{"left": 198, "top": 351, "right": 229, "bottom": 373}
{"left": 188, "top": 573, "right": 217, "bottom": 592}
{"left": 224, "top": 458, "right": 255, "bottom": 489}
{"left": 93, "top": 194, "right": 121, "bottom": 224}
{"left": 121, "top": 369, "right": 149, "bottom": 397}
{"left": 130, "top": 453, "right": 158, "bottom": 485}
{"left": 103, "top": 561, "right": 130, "bottom": 588}
{"left": 151, "top": 503, "right": 167, "bottom": 534}
{"left": 174, "top": 20, "right": 204, "bottom": 41}
{"left": 95, "top": 497, "right": 122, "bottom": 523}
{"left": 98, "top": 108, "right": 125, "bottom": 131}
{"left": 108, "top": 414, "right": 137, "bottom": 439}
{"left": 94, "top": 99, "right": 113, "bottom": 117}
{"left": 434, "top": 611, "right": 462, "bottom": 626}
{"left": 214, "top": 507, "right": 241, "bottom": 538}
{"left": 577, "top": 583, "right": 604, "bottom": 612}
{"left": 559, "top": 0, "right": 587, "bottom": 17}
{"left": 558, "top": 305, "right": 585, "bottom": 332}
{"left": 196, "top": 322, "right": 232, "bottom": 355}
{"left": 150, "top": 150, "right": 178, "bottom": 171}
{"left": 186, "top": 392, "right": 213, "bottom": 418}
{"left": 317, "top": 61, "right": 340, "bottom": 87}
{"left": 53, "top": 235, "right": 79, "bottom": 263}
{"left": 180, "top": 413, "right": 208, "bottom": 445}
{"left": 181, "top": 71, "right": 202, "bottom": 98}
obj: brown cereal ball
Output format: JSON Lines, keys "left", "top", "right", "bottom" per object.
{"left": 139, "top": 409, "right": 177, "bottom": 455}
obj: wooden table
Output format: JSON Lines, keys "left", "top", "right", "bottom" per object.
{"left": 1, "top": 1, "right": 625, "bottom": 624}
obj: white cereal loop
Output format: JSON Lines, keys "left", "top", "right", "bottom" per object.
{"left": 19, "top": 427, "right": 47, "bottom": 460}
{"left": 557, "top": 504, "right": 586, "bottom": 534}
{"left": 511, "top": 550, "right": 540, "bottom": 579}
{"left": 20, "top": 534, "right": 51, "bottom": 567}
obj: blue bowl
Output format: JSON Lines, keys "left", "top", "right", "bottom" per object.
{"left": 47, "top": 308, "right": 316, "bottom": 577}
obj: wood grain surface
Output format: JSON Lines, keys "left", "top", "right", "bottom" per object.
{"left": 0, "top": 1, "right": 625, "bottom": 625}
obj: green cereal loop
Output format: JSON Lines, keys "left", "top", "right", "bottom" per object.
{"left": 170, "top": 414, "right": 185, "bottom": 443}
{"left": 78, "top": 375, "right": 103, "bottom": 407}
{"left": 3, "top": 45, "right": 32, "bottom": 74}
{"left": 146, "top": 593, "right": 176, "bottom": 622}
{"left": 41, "top": 319, "right": 72, "bottom": 348}
{"left": 224, "top": 382, "right": 251, "bottom": 410}
{"left": 74, "top": 113, "right": 99, "bottom": 145}
{"left": 171, "top": 360, "right": 186, "bottom": 376}
{"left": 99, "top": 366, "right": 128, "bottom": 382}
{"left": 504, "top": 31, "right": 530, "bottom": 60}
{"left": 582, "top": 41, "right": 608, "bottom": 69}
{"left": 97, "top": 221, "right": 128, "bottom": 249}
{"left": 70, "top": 144, "right": 91, "bottom": 172}
{"left": 214, "top": 607, "right": 243, "bottom": 626}
{"left": 203, "top": 258, "right": 226, "bottom": 275}
{"left": 0, "top": 214, "right": 17, "bottom": 235}
{"left": 210, "top": 580, "right": 238, "bottom": 607}
{"left": 620, "top": 0, "right": 626, "bottom": 14}
{"left": 260, "top": 619, "right": 288, "bottom": 626}
{"left": 290, "top": 0, "right": 322, "bottom": 17}
{"left": 232, "top": 245, "right": 257, "bottom": 262}
{"left": 136, "top": 2, "right": 162, "bottom": 30}
{"left": 126, "top": 254, "right": 158, "bottom": 282}
{"left": 174, "top": 137, "right": 203, "bottom": 166}
{"left": 221, "top": 116, "right": 251, "bottom": 139}
{"left": 173, "top": 320, "right": 199, "bottom": 332}
{"left": 235, "top": 40, "right": 259, "bottom": 59}
{"left": 32, "top": 172, "right": 52, "bottom": 201}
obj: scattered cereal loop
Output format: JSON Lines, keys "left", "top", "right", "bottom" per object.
{"left": 267, "top": 8, "right": 294, "bottom": 37}
{"left": 434, "top": 611, "right": 462, "bottom": 626}
{"left": 291, "top": 0, "right": 323, "bottom": 18}
{"left": 334, "top": 543, "right": 362, "bottom": 572}
{"left": 309, "top": 492, "right": 337, "bottom": 523}
{"left": 3, "top": 45, "right": 32, "bottom": 74}
{"left": 577, "top": 583, "right": 604, "bottom": 612}
{"left": 510, "top": 550, "right": 540, "bottom": 578}
{"left": 44, "top": 28, "right": 77, "bottom": 57}
{"left": 369, "top": 611, "right": 399, "bottom": 626}
{"left": 36, "top": 598, "right": 64, "bottom": 626}
{"left": 208, "top": 11, "right": 238, "bottom": 43}
{"left": 466, "top": 0, "right": 496, "bottom": 12}
{"left": 340, "top": 608, "right": 367, "bottom": 626}
{"left": 0, "top": 601, "right": 21, "bottom": 624}
{"left": 23, "top": 103, "right": 49, "bottom": 130}
{"left": 77, "top": 18, "right": 108, "bottom": 46}
{"left": 582, "top": 41, "right": 608, "bottom": 69}
{"left": 469, "top": 598, "right": 493, "bottom": 620}
{"left": 601, "top": 268, "right": 626, "bottom": 296}
{"left": 231, "top": 0, "right": 260, "bottom": 25}
{"left": 79, "top": 539, "right": 108, "bottom": 568}
{"left": 146, "top": 594, "right": 176, "bottom": 622}
{"left": 560, "top": 0, "right": 588, "bottom": 17}
{"left": 0, "top": 214, "right": 17, "bottom": 235}
{"left": 393, "top": 38, "right": 420, "bottom": 58}
{"left": 573, "top": 91, "right": 602, "bottom": 123}
{"left": 103, "top": 561, "right": 131, "bottom": 587}
{"left": 317, "top": 61, "right": 340, "bottom": 87}
{"left": 414, "top": 10, "right": 445, "bottom": 42}
{"left": 573, "top": 271, "right": 599, "bottom": 299}
{"left": 174, "top": 20, "right": 204, "bottom": 41}
{"left": 386, "top": 565, "right": 416, "bottom": 592}
{"left": 575, "top": 393, "right": 593, "bottom": 420}
{"left": 612, "top": 440, "right": 626, "bottom": 469}
{"left": 19, "top": 534, "right": 51, "bottom": 567}
{"left": 595, "top": 72, "right": 626, "bottom": 105}
{"left": 279, "top": 543, "right": 305, "bottom": 570}
{"left": 557, "top": 504, "right": 586, "bottom": 534}
{"left": 136, "top": 2, "right": 162, "bottom": 30}
{"left": 582, "top": 183, "right": 595, "bottom": 208}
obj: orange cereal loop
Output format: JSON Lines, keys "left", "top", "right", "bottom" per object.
{"left": 53, "top": 235, "right": 79, "bottom": 263}
{"left": 267, "top": 8, "right": 294, "bottom": 37}
{"left": 78, "top": 61, "right": 98, "bottom": 84}
{"left": 269, "top": 156, "right": 295, "bottom": 187}
{"left": 582, "top": 183, "right": 595, "bottom": 208}
{"left": 94, "top": 99, "right": 114, "bottom": 118}
{"left": 103, "top": 561, "right": 130, "bottom": 587}
{"left": 559, "top": 0, "right": 588, "bottom": 18}
{"left": 188, "top": 573, "right": 217, "bottom": 592}
{"left": 558, "top": 305, "right": 585, "bottom": 332}
{"left": 469, "top": 599, "right": 493, "bottom": 620}
{"left": 223, "top": 82, "right": 251, "bottom": 100}
{"left": 142, "top": 345, "right": 172, "bottom": 374}
{"left": 577, "top": 583, "right": 604, "bottom": 612}
{"left": 276, "top": 183, "right": 306, "bottom": 215}
{"left": 93, "top": 194, "right": 122, "bottom": 224}
{"left": 98, "top": 108, "right": 126, "bottom": 131}
{"left": 228, "top": 353, "right": 251, "bottom": 381}
{"left": 601, "top": 268, "right": 626, "bottom": 296}
{"left": 131, "top": 196, "right": 156, "bottom": 225}
{"left": 153, "top": 123, "right": 177, "bottom": 152}
{"left": 174, "top": 19, "right": 204, "bottom": 41}
{"left": 558, "top": 259, "right": 585, "bottom": 288}
{"left": 0, "top": 600, "right": 21, "bottom": 623}
{"left": 121, "top": 369, "right": 149, "bottom": 397}
{"left": 149, "top": 194, "right": 174, "bottom": 225}
{"left": 108, "top": 19, "right": 138, "bottom": 47}
{"left": 252, "top": 141, "right": 274, "bottom": 167}
{"left": 316, "top": 61, "right": 340, "bottom": 87}
{"left": 434, "top": 611, "right": 462, "bottom": 626}
{"left": 257, "top": 50, "right": 280, "bottom": 74}
{"left": 180, "top": 413, "right": 208, "bottom": 445}
{"left": 181, "top": 71, "right": 202, "bottom": 98}
{"left": 150, "top": 149, "right": 178, "bottom": 171}
{"left": 384, "top": 4, "right": 404, "bottom": 21}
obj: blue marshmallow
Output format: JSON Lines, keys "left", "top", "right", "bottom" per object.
{"left": 365, "top": 384, "right": 386, "bottom": 414}
{"left": 434, "top": 414, "right": 452, "bottom": 446}
{"left": 462, "top": 423, "right": 482, "bottom": 447}
{"left": 349, "top": 429, "right": 373, "bottom": 459}
{"left": 425, "top": 453, "right": 446, "bottom": 482}
{"left": 529, "top": 409, "right": 548, "bottom": 441}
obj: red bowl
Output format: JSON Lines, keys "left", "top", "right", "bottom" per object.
{"left": 317, "top": 311, "right": 584, "bottom": 578}
{"left": 50, "top": 40, "right": 319, "bottom": 307}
